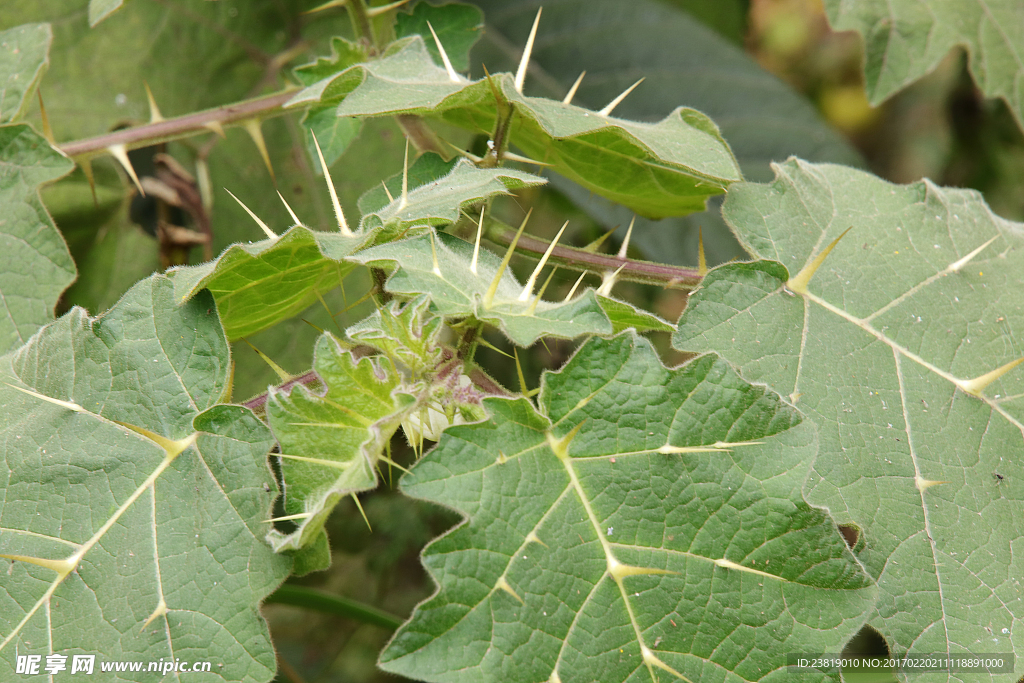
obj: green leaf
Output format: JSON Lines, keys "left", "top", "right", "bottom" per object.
{"left": 824, "top": 0, "right": 1024, "bottom": 130}
{"left": 87, "top": 0, "right": 128, "bottom": 26}
{"left": 360, "top": 158, "right": 546, "bottom": 231}
{"left": 304, "top": 106, "right": 363, "bottom": 172}
{"left": 350, "top": 230, "right": 613, "bottom": 346}
{"left": 380, "top": 333, "right": 876, "bottom": 681}
{"left": 470, "top": 0, "right": 864, "bottom": 267}
{"left": 675, "top": 159, "right": 1024, "bottom": 660}
{"left": 266, "top": 331, "right": 418, "bottom": 553}
{"left": 596, "top": 295, "right": 674, "bottom": 333}
{"left": 357, "top": 151, "right": 457, "bottom": 218}
{"left": 287, "top": 37, "right": 742, "bottom": 218}
{"left": 0, "top": 23, "right": 51, "bottom": 124}
{"left": 0, "top": 274, "right": 291, "bottom": 682}
{"left": 395, "top": 1, "right": 484, "bottom": 73}
{"left": 346, "top": 294, "right": 444, "bottom": 375}
{"left": 0, "top": 124, "right": 75, "bottom": 355}
{"left": 293, "top": 36, "right": 369, "bottom": 88}
{"left": 168, "top": 226, "right": 374, "bottom": 341}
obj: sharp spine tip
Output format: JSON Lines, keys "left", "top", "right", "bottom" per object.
{"left": 310, "top": 130, "right": 351, "bottom": 235}
{"left": 427, "top": 20, "right": 462, "bottom": 83}
{"left": 519, "top": 220, "right": 567, "bottom": 301}
{"left": 698, "top": 226, "right": 707, "bottom": 276}
{"left": 957, "top": 356, "right": 1024, "bottom": 397}
{"left": 787, "top": 226, "right": 852, "bottom": 294}
{"left": 108, "top": 144, "right": 145, "bottom": 196}
{"left": 598, "top": 77, "right": 644, "bottom": 116}
{"left": 471, "top": 207, "right": 485, "bottom": 276}
{"left": 278, "top": 191, "right": 302, "bottom": 226}
{"left": 399, "top": 138, "right": 410, "bottom": 210}
{"left": 144, "top": 82, "right": 164, "bottom": 123}
{"left": 514, "top": 7, "right": 543, "bottom": 94}
{"left": 948, "top": 235, "right": 999, "bottom": 273}
{"left": 563, "top": 71, "right": 585, "bottom": 105}
{"left": 564, "top": 271, "right": 587, "bottom": 301}
{"left": 484, "top": 208, "right": 532, "bottom": 309}
{"left": 226, "top": 188, "right": 277, "bottom": 240}
{"left": 243, "top": 119, "right": 275, "bottom": 182}
{"left": 617, "top": 216, "right": 635, "bottom": 259}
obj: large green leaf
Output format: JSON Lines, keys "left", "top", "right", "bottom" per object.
{"left": 287, "top": 37, "right": 742, "bottom": 218}
{"left": 169, "top": 226, "right": 373, "bottom": 341}
{"left": 824, "top": 0, "right": 1024, "bottom": 130}
{"left": 360, "top": 158, "right": 546, "bottom": 231}
{"left": 0, "top": 124, "right": 75, "bottom": 355}
{"left": 395, "top": 1, "right": 484, "bottom": 73}
{"left": 675, "top": 159, "right": 1024, "bottom": 663}
{"left": 469, "top": 0, "right": 864, "bottom": 267}
{"left": 0, "top": 23, "right": 51, "bottom": 124}
{"left": 380, "top": 333, "right": 876, "bottom": 682}
{"left": 350, "top": 230, "right": 613, "bottom": 346}
{"left": 0, "top": 274, "right": 291, "bottom": 682}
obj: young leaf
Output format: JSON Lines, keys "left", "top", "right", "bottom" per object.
{"left": 675, "top": 159, "right": 1024, "bottom": 660}
{"left": 357, "top": 151, "right": 457, "bottom": 218}
{"left": 265, "top": 332, "right": 418, "bottom": 555}
{"left": 0, "top": 274, "right": 290, "bottom": 681}
{"left": 824, "top": 0, "right": 1024, "bottom": 130}
{"left": 596, "top": 295, "right": 674, "bottom": 334}
{"left": 169, "top": 226, "right": 374, "bottom": 340}
{"left": 380, "top": 333, "right": 876, "bottom": 682}
{"left": 0, "top": 124, "right": 75, "bottom": 355}
{"left": 0, "top": 23, "right": 52, "bottom": 124}
{"left": 288, "top": 37, "right": 742, "bottom": 218}
{"left": 350, "top": 230, "right": 614, "bottom": 346}
{"left": 359, "top": 158, "right": 546, "bottom": 232}
{"left": 395, "top": 1, "right": 484, "bottom": 73}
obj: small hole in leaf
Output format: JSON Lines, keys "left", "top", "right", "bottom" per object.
{"left": 838, "top": 523, "right": 860, "bottom": 549}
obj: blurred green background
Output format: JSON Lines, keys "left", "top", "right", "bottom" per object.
{"left": 4, "top": 0, "right": 1021, "bottom": 680}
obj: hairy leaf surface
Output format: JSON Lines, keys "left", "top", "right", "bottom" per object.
{"left": 169, "top": 226, "right": 372, "bottom": 340}
{"left": 287, "top": 37, "right": 741, "bottom": 218}
{"left": 824, "top": 0, "right": 1024, "bottom": 130}
{"left": 0, "top": 274, "right": 290, "bottom": 682}
{"left": 380, "top": 333, "right": 876, "bottom": 682}
{"left": 0, "top": 124, "right": 75, "bottom": 355}
{"left": 675, "top": 159, "right": 1024, "bottom": 662}
{"left": 350, "top": 230, "right": 613, "bottom": 346}
{"left": 0, "top": 23, "right": 50, "bottom": 124}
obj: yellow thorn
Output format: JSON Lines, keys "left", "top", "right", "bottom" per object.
{"left": 915, "top": 476, "right": 949, "bottom": 492}
{"left": 365, "top": 0, "right": 411, "bottom": 17}
{"left": 582, "top": 229, "right": 615, "bottom": 254}
{"left": 786, "top": 226, "right": 852, "bottom": 295}
{"left": 483, "top": 208, "right": 532, "bottom": 309}
{"left": 429, "top": 230, "right": 442, "bottom": 276}
{"left": 426, "top": 20, "right": 462, "bottom": 83}
{"left": 139, "top": 598, "right": 167, "bottom": 632}
{"left": 225, "top": 188, "right": 277, "bottom": 240}
{"left": 144, "top": 82, "right": 163, "bottom": 123}
{"left": 596, "top": 263, "right": 625, "bottom": 296}
{"left": 278, "top": 191, "right": 302, "bottom": 226}
{"left": 947, "top": 235, "right": 999, "bottom": 273}
{"left": 514, "top": 7, "right": 542, "bottom": 94}
{"left": 496, "top": 450, "right": 508, "bottom": 464}
{"left": 501, "top": 150, "right": 553, "bottom": 167}
{"left": 476, "top": 336, "right": 513, "bottom": 358}
{"left": 514, "top": 348, "right": 529, "bottom": 395}
{"left": 311, "top": 130, "right": 351, "bottom": 235}
{"left": 399, "top": 138, "right": 410, "bottom": 210}
{"left": 0, "top": 553, "right": 76, "bottom": 575}
{"left": 524, "top": 531, "right": 547, "bottom": 548}
{"left": 527, "top": 267, "right": 558, "bottom": 315}
{"left": 789, "top": 391, "right": 802, "bottom": 404}
{"left": 108, "top": 143, "right": 144, "bottom": 196}
{"left": 520, "top": 220, "right": 568, "bottom": 301}
{"left": 377, "top": 453, "right": 412, "bottom": 474}
{"left": 641, "top": 645, "right": 695, "bottom": 683}
{"left": 549, "top": 671, "right": 563, "bottom": 683}
{"left": 713, "top": 557, "right": 777, "bottom": 579}
{"left": 203, "top": 120, "right": 226, "bottom": 138}
{"left": 80, "top": 158, "right": 98, "bottom": 207}
{"left": 563, "top": 71, "right": 586, "bottom": 105}
{"left": 242, "top": 339, "right": 291, "bottom": 381}
{"left": 495, "top": 576, "right": 524, "bottom": 604}
{"left": 957, "top": 357, "right": 1024, "bottom": 397}
{"left": 598, "top": 77, "right": 644, "bottom": 116}
{"left": 263, "top": 512, "right": 314, "bottom": 523}
{"left": 564, "top": 271, "right": 587, "bottom": 301}
{"left": 37, "top": 90, "right": 54, "bottom": 145}
{"left": 607, "top": 556, "right": 677, "bottom": 581}
{"left": 351, "top": 493, "right": 372, "bottom": 532}
{"left": 471, "top": 206, "right": 485, "bottom": 275}
{"left": 381, "top": 180, "right": 394, "bottom": 203}
{"left": 697, "top": 226, "right": 707, "bottom": 276}
{"left": 4, "top": 382, "right": 84, "bottom": 413}
{"left": 303, "top": 0, "right": 347, "bottom": 14}
{"left": 113, "top": 426, "right": 198, "bottom": 460}
{"left": 302, "top": 319, "right": 325, "bottom": 334}
{"left": 242, "top": 119, "right": 275, "bottom": 183}
{"left": 545, "top": 420, "right": 586, "bottom": 460}
{"left": 444, "top": 138, "right": 484, "bottom": 163}
{"left": 617, "top": 216, "right": 635, "bottom": 259}
{"left": 195, "top": 158, "right": 213, "bottom": 211}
